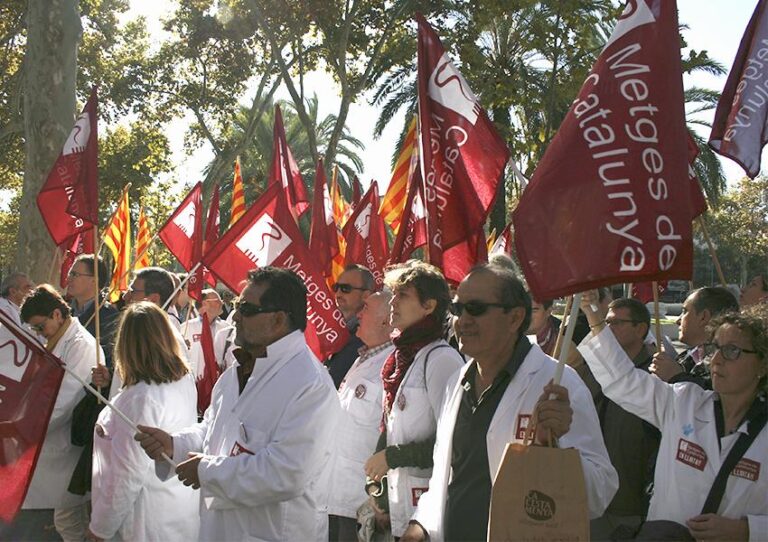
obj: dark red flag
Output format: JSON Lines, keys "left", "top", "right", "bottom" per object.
{"left": 202, "top": 186, "right": 220, "bottom": 288}
{"left": 352, "top": 176, "right": 362, "bottom": 206}
{"left": 342, "top": 181, "right": 389, "bottom": 287}
{"left": 416, "top": 14, "right": 509, "bottom": 274}
{"left": 269, "top": 106, "right": 310, "bottom": 221}
{"left": 202, "top": 183, "right": 349, "bottom": 360}
{"left": 686, "top": 133, "right": 708, "bottom": 219}
{"left": 37, "top": 87, "right": 99, "bottom": 246}
{"left": 0, "top": 310, "right": 64, "bottom": 523}
{"left": 709, "top": 0, "right": 768, "bottom": 178}
{"left": 159, "top": 182, "right": 203, "bottom": 272}
{"left": 388, "top": 168, "right": 427, "bottom": 265}
{"left": 308, "top": 159, "right": 340, "bottom": 277}
{"left": 59, "top": 229, "right": 95, "bottom": 288}
{"left": 512, "top": 0, "right": 692, "bottom": 300}
{"left": 632, "top": 281, "right": 667, "bottom": 304}
{"left": 196, "top": 313, "right": 220, "bottom": 416}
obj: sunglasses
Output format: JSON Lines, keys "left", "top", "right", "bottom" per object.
{"left": 332, "top": 283, "right": 369, "bottom": 294}
{"left": 450, "top": 301, "right": 513, "bottom": 317}
{"left": 235, "top": 300, "right": 284, "bottom": 317}
{"left": 702, "top": 342, "right": 758, "bottom": 361}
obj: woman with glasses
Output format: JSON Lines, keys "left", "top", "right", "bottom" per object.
{"left": 579, "top": 292, "right": 767, "bottom": 541}
{"left": 364, "top": 262, "right": 464, "bottom": 539}
{"left": 87, "top": 302, "right": 199, "bottom": 542}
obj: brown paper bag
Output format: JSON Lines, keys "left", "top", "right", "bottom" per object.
{"left": 488, "top": 442, "right": 589, "bottom": 542}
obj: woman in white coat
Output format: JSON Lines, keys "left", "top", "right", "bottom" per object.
{"left": 87, "top": 302, "right": 199, "bottom": 542}
{"left": 579, "top": 294, "right": 767, "bottom": 541}
{"left": 364, "top": 262, "right": 464, "bottom": 538}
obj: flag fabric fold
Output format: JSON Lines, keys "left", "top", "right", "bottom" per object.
{"left": 159, "top": 183, "right": 203, "bottom": 273}
{"left": 203, "top": 186, "right": 221, "bottom": 288}
{"left": 308, "top": 159, "right": 340, "bottom": 278}
{"left": 269, "top": 106, "right": 310, "bottom": 221}
{"left": 388, "top": 167, "right": 427, "bottom": 265}
{"left": 134, "top": 207, "right": 151, "bottom": 270}
{"left": 342, "top": 181, "right": 389, "bottom": 287}
{"left": 103, "top": 190, "right": 132, "bottom": 302}
{"left": 195, "top": 313, "right": 220, "bottom": 416}
{"left": 230, "top": 157, "right": 246, "bottom": 227}
{"left": 380, "top": 115, "right": 418, "bottom": 235}
{"left": 59, "top": 229, "right": 95, "bottom": 289}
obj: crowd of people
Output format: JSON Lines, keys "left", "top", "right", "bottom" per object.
{"left": 0, "top": 259, "right": 765, "bottom": 542}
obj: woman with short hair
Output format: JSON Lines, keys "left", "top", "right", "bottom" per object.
{"left": 87, "top": 302, "right": 199, "bottom": 542}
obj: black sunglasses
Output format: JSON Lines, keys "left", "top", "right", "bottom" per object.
{"left": 235, "top": 301, "right": 284, "bottom": 317}
{"left": 702, "top": 342, "right": 758, "bottom": 361}
{"left": 332, "top": 283, "right": 369, "bottom": 294}
{"left": 451, "top": 301, "right": 514, "bottom": 317}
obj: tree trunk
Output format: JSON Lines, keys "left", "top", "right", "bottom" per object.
{"left": 16, "top": 0, "right": 81, "bottom": 283}
{"left": 489, "top": 106, "right": 511, "bottom": 235}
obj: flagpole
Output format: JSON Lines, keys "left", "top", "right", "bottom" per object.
{"left": 551, "top": 295, "right": 573, "bottom": 360}
{"left": 162, "top": 263, "right": 201, "bottom": 312}
{"left": 697, "top": 216, "right": 727, "bottom": 287}
{"left": 93, "top": 226, "right": 102, "bottom": 368}
{"left": 652, "top": 281, "right": 662, "bottom": 355}
{"left": 0, "top": 308, "right": 176, "bottom": 468}
{"left": 554, "top": 293, "right": 581, "bottom": 387}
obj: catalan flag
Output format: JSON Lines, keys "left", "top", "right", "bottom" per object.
{"left": 330, "top": 167, "right": 348, "bottom": 282}
{"left": 380, "top": 115, "right": 418, "bottom": 234}
{"left": 103, "top": 189, "right": 131, "bottom": 302}
{"left": 134, "top": 206, "right": 151, "bottom": 270}
{"left": 230, "top": 156, "right": 246, "bottom": 227}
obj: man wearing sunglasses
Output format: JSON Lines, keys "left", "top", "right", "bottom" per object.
{"left": 403, "top": 264, "right": 617, "bottom": 542}
{"left": 325, "top": 264, "right": 375, "bottom": 388}
{"left": 650, "top": 287, "right": 739, "bottom": 389}
{"left": 135, "top": 266, "right": 341, "bottom": 541}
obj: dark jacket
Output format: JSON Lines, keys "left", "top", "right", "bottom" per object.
{"left": 325, "top": 319, "right": 364, "bottom": 389}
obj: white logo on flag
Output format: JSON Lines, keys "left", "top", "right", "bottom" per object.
{"left": 323, "top": 184, "right": 334, "bottom": 226}
{"left": 412, "top": 190, "right": 426, "bottom": 219}
{"left": 354, "top": 203, "right": 372, "bottom": 239}
{"left": 173, "top": 200, "right": 197, "bottom": 239}
{"left": 428, "top": 53, "right": 481, "bottom": 125}
{"left": 0, "top": 329, "right": 33, "bottom": 384}
{"left": 62, "top": 112, "right": 91, "bottom": 155}
{"left": 236, "top": 213, "right": 291, "bottom": 266}
{"left": 603, "top": 0, "right": 656, "bottom": 51}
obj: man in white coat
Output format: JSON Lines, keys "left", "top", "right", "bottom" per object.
{"left": 182, "top": 288, "right": 229, "bottom": 379}
{"left": 136, "top": 266, "right": 342, "bottom": 541}
{"left": 402, "top": 264, "right": 618, "bottom": 542}
{"left": 328, "top": 288, "right": 395, "bottom": 541}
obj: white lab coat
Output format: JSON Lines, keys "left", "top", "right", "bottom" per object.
{"left": 328, "top": 344, "right": 394, "bottom": 519}
{"left": 24, "top": 318, "right": 102, "bottom": 509}
{"left": 412, "top": 342, "right": 618, "bottom": 542}
{"left": 182, "top": 316, "right": 229, "bottom": 379}
{"left": 90, "top": 374, "right": 199, "bottom": 541}
{"left": 0, "top": 297, "right": 22, "bottom": 327}
{"left": 579, "top": 327, "right": 768, "bottom": 541}
{"left": 157, "top": 330, "right": 342, "bottom": 541}
{"left": 213, "top": 324, "right": 237, "bottom": 371}
{"left": 386, "top": 340, "right": 464, "bottom": 537}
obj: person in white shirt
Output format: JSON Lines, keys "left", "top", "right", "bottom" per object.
{"left": 182, "top": 289, "right": 229, "bottom": 379}
{"left": 328, "top": 288, "right": 395, "bottom": 541}
{"left": 0, "top": 272, "right": 34, "bottom": 326}
{"left": 135, "top": 267, "right": 342, "bottom": 541}
{"left": 87, "top": 302, "right": 199, "bottom": 542}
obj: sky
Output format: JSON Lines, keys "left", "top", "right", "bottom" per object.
{"left": 124, "top": 0, "right": 762, "bottom": 194}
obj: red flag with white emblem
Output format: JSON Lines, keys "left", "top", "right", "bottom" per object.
{"left": 308, "top": 159, "right": 340, "bottom": 278}
{"left": 159, "top": 182, "right": 203, "bottom": 272}
{"left": 202, "top": 183, "right": 349, "bottom": 359}
{"left": 342, "top": 181, "right": 389, "bottom": 287}
{"left": 269, "top": 106, "right": 310, "bottom": 221}
{"left": 203, "top": 186, "right": 220, "bottom": 288}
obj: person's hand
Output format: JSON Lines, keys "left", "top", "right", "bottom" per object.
{"left": 650, "top": 350, "right": 683, "bottom": 382}
{"left": 579, "top": 290, "right": 607, "bottom": 329}
{"left": 135, "top": 425, "right": 173, "bottom": 460}
{"left": 365, "top": 450, "right": 389, "bottom": 481}
{"left": 369, "top": 497, "right": 391, "bottom": 532}
{"left": 91, "top": 365, "right": 111, "bottom": 389}
{"left": 686, "top": 514, "right": 749, "bottom": 541}
{"left": 400, "top": 521, "right": 428, "bottom": 542}
{"left": 85, "top": 528, "right": 103, "bottom": 542}
{"left": 534, "top": 381, "right": 573, "bottom": 444}
{"left": 176, "top": 452, "right": 204, "bottom": 489}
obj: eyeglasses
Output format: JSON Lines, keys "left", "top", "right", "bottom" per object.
{"left": 702, "top": 342, "right": 758, "bottom": 361}
{"left": 450, "top": 301, "right": 513, "bottom": 317}
{"left": 29, "top": 317, "right": 50, "bottom": 333}
{"left": 332, "top": 283, "right": 369, "bottom": 294}
{"left": 235, "top": 300, "right": 284, "bottom": 317}
{"left": 68, "top": 270, "right": 94, "bottom": 279}
{"left": 605, "top": 318, "right": 639, "bottom": 326}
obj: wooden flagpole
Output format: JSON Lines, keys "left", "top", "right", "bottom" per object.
{"left": 554, "top": 293, "right": 582, "bottom": 387}
{"left": 652, "top": 281, "right": 662, "bottom": 355}
{"left": 697, "top": 216, "right": 727, "bottom": 287}
{"left": 93, "top": 225, "right": 102, "bottom": 367}
{"left": 551, "top": 295, "right": 573, "bottom": 360}
{"left": 162, "top": 263, "right": 201, "bottom": 312}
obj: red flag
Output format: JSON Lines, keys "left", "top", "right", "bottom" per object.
{"left": 416, "top": 14, "right": 509, "bottom": 274}
{"left": 0, "top": 310, "right": 65, "bottom": 523}
{"left": 37, "top": 88, "right": 99, "bottom": 246}
{"left": 388, "top": 168, "right": 427, "bottom": 265}
{"left": 442, "top": 230, "right": 488, "bottom": 286}
{"left": 269, "top": 106, "right": 310, "bottom": 220}
{"left": 308, "top": 159, "right": 340, "bottom": 277}
{"left": 196, "top": 313, "right": 220, "bottom": 416}
{"left": 687, "top": 133, "right": 708, "bottom": 219}
{"left": 351, "top": 176, "right": 362, "bottom": 206}
{"left": 159, "top": 182, "right": 203, "bottom": 272}
{"left": 512, "top": 0, "right": 693, "bottom": 300}
{"left": 202, "top": 182, "right": 350, "bottom": 359}
{"left": 632, "top": 281, "right": 667, "bottom": 303}
{"left": 709, "top": 0, "right": 768, "bottom": 178}
{"left": 203, "top": 186, "right": 220, "bottom": 288}
{"left": 59, "top": 229, "right": 95, "bottom": 288}
{"left": 342, "top": 181, "right": 389, "bottom": 287}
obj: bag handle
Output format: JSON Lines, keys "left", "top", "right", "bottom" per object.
{"left": 522, "top": 402, "right": 555, "bottom": 448}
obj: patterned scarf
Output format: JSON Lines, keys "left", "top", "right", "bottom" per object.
{"left": 381, "top": 313, "right": 444, "bottom": 430}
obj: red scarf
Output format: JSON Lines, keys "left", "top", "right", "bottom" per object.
{"left": 381, "top": 313, "right": 444, "bottom": 430}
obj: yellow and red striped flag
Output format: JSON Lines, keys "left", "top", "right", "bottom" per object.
{"left": 330, "top": 167, "right": 348, "bottom": 282}
{"left": 103, "top": 190, "right": 132, "bottom": 302}
{"left": 134, "top": 206, "right": 151, "bottom": 270}
{"left": 380, "top": 115, "right": 418, "bottom": 234}
{"left": 229, "top": 156, "right": 246, "bottom": 227}
{"left": 486, "top": 228, "right": 497, "bottom": 253}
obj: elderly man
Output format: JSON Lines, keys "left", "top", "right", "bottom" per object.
{"left": 651, "top": 286, "right": 738, "bottom": 388}
{"left": 402, "top": 264, "right": 617, "bottom": 542}
{"left": 182, "top": 289, "right": 229, "bottom": 379}
{"left": 136, "top": 267, "right": 341, "bottom": 541}
{"left": 326, "top": 264, "right": 375, "bottom": 388}
{"left": 328, "top": 289, "right": 395, "bottom": 541}
{"left": 0, "top": 271, "right": 34, "bottom": 325}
